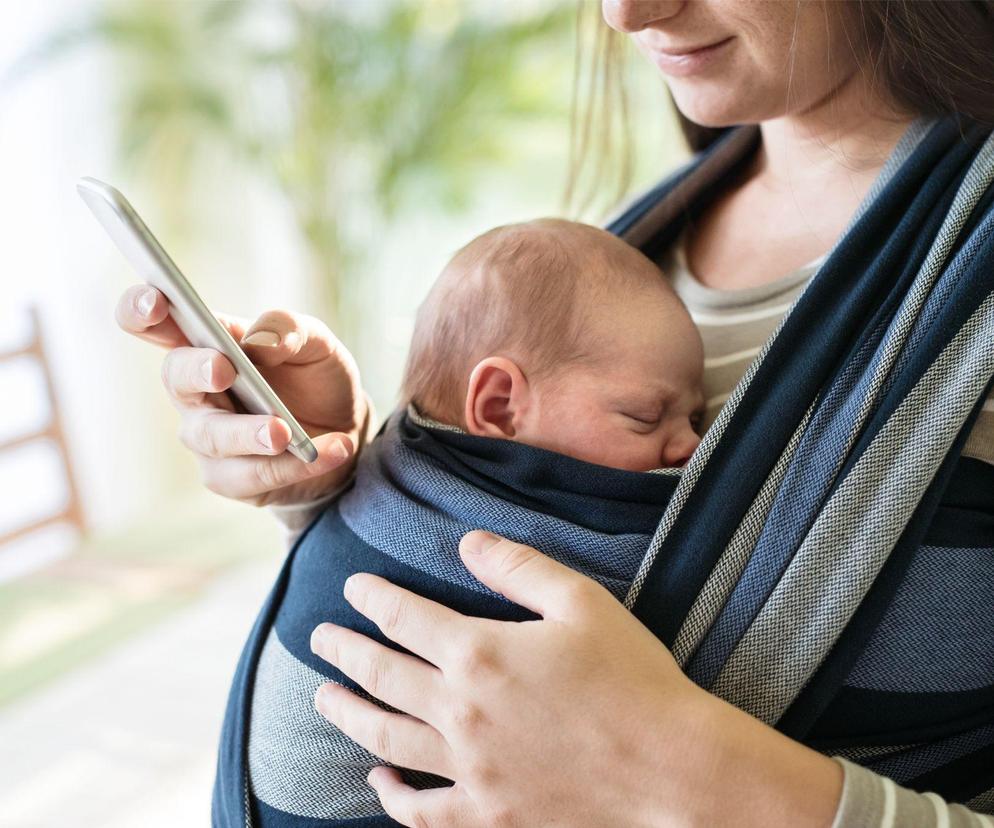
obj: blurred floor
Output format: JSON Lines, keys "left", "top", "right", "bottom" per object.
{"left": 0, "top": 556, "right": 280, "bottom": 828}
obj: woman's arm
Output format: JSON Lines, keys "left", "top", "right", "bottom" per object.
{"left": 114, "top": 285, "right": 365, "bottom": 506}
{"left": 309, "top": 532, "right": 991, "bottom": 827}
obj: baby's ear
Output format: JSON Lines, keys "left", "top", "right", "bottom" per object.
{"left": 464, "top": 357, "right": 530, "bottom": 439}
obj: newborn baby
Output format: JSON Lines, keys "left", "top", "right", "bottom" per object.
{"left": 403, "top": 217, "right": 705, "bottom": 470}
{"left": 220, "top": 218, "right": 706, "bottom": 828}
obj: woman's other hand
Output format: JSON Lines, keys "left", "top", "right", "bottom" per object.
{"left": 116, "top": 284, "right": 367, "bottom": 506}
{"left": 310, "top": 532, "right": 843, "bottom": 827}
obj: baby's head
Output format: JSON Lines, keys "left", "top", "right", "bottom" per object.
{"left": 402, "top": 218, "right": 704, "bottom": 471}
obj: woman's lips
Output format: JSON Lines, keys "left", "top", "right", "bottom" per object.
{"left": 647, "top": 36, "right": 733, "bottom": 78}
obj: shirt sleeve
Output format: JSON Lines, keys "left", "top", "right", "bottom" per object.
{"left": 831, "top": 758, "right": 994, "bottom": 828}
{"left": 269, "top": 490, "right": 344, "bottom": 548}
{"left": 269, "top": 391, "right": 378, "bottom": 549}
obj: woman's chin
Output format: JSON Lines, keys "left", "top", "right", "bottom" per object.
{"left": 667, "top": 89, "right": 770, "bottom": 130}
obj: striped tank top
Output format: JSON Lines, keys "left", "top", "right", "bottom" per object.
{"left": 663, "top": 231, "right": 994, "bottom": 465}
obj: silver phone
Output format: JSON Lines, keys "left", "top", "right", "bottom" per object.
{"left": 77, "top": 176, "right": 319, "bottom": 463}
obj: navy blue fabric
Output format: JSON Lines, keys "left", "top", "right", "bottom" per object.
{"left": 924, "top": 457, "right": 994, "bottom": 546}
{"left": 253, "top": 796, "right": 399, "bottom": 828}
{"left": 396, "top": 414, "right": 679, "bottom": 536}
{"left": 605, "top": 126, "right": 750, "bottom": 253}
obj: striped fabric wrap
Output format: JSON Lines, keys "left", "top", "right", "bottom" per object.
{"left": 212, "top": 117, "right": 994, "bottom": 827}
{"left": 221, "top": 412, "right": 680, "bottom": 827}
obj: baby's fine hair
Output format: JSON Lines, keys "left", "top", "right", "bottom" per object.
{"left": 401, "top": 217, "right": 673, "bottom": 426}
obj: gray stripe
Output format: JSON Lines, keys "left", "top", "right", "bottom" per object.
{"left": 248, "top": 629, "right": 387, "bottom": 820}
{"left": 406, "top": 402, "right": 463, "bottom": 434}
{"left": 671, "top": 399, "right": 816, "bottom": 664}
{"left": 966, "top": 788, "right": 994, "bottom": 815}
{"left": 712, "top": 288, "right": 994, "bottom": 722}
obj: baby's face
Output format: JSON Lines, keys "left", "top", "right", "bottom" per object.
{"left": 522, "top": 288, "right": 704, "bottom": 471}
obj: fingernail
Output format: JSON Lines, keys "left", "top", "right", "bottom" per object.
{"left": 310, "top": 624, "right": 329, "bottom": 654}
{"left": 242, "top": 330, "right": 281, "bottom": 347}
{"left": 201, "top": 359, "right": 214, "bottom": 386}
{"left": 136, "top": 288, "right": 156, "bottom": 318}
{"left": 330, "top": 440, "right": 350, "bottom": 462}
{"left": 314, "top": 683, "right": 335, "bottom": 710}
{"left": 343, "top": 575, "right": 356, "bottom": 600}
{"left": 462, "top": 531, "right": 500, "bottom": 555}
{"left": 256, "top": 423, "right": 273, "bottom": 450}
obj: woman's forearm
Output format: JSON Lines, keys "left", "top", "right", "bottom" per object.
{"left": 668, "top": 693, "right": 842, "bottom": 827}
{"left": 675, "top": 693, "right": 993, "bottom": 828}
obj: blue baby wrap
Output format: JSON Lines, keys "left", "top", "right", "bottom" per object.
{"left": 214, "top": 116, "right": 994, "bottom": 826}
{"left": 219, "top": 411, "right": 678, "bottom": 826}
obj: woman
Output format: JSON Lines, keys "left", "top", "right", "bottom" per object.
{"left": 117, "top": 1, "right": 994, "bottom": 825}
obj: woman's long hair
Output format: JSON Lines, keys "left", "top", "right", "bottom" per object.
{"left": 566, "top": 0, "right": 994, "bottom": 214}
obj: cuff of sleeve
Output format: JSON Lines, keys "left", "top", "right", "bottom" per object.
{"left": 831, "top": 757, "right": 992, "bottom": 828}
{"left": 270, "top": 392, "right": 376, "bottom": 546}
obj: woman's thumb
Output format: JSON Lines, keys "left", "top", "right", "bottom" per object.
{"left": 458, "top": 531, "right": 588, "bottom": 617}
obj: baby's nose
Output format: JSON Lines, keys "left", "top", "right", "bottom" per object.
{"left": 662, "top": 426, "right": 702, "bottom": 468}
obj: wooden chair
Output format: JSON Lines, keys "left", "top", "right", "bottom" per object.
{"left": 0, "top": 307, "right": 85, "bottom": 546}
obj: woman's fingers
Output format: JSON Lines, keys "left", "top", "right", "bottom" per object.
{"left": 115, "top": 285, "right": 187, "bottom": 347}
{"left": 340, "top": 574, "right": 472, "bottom": 668}
{"left": 314, "top": 683, "right": 454, "bottom": 779}
{"left": 458, "top": 531, "right": 605, "bottom": 619}
{"left": 367, "top": 768, "right": 476, "bottom": 828}
{"left": 179, "top": 410, "right": 292, "bottom": 458}
{"left": 310, "top": 623, "right": 442, "bottom": 723}
{"left": 116, "top": 285, "right": 250, "bottom": 349}
{"left": 160, "top": 346, "right": 237, "bottom": 408}
{"left": 240, "top": 309, "right": 342, "bottom": 368}
{"left": 199, "top": 432, "right": 354, "bottom": 500}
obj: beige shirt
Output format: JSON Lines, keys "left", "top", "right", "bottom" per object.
{"left": 663, "top": 231, "right": 994, "bottom": 464}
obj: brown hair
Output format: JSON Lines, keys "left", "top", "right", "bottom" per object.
{"left": 567, "top": 1, "right": 994, "bottom": 199}
{"left": 401, "top": 218, "right": 671, "bottom": 425}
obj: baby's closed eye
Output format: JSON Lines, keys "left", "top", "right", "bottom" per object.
{"left": 620, "top": 410, "right": 664, "bottom": 431}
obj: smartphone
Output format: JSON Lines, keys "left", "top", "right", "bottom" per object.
{"left": 77, "top": 176, "right": 319, "bottom": 463}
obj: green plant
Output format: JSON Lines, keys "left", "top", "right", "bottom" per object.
{"left": 15, "top": 0, "right": 575, "bottom": 335}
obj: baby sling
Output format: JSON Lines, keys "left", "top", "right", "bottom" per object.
{"left": 213, "top": 116, "right": 994, "bottom": 826}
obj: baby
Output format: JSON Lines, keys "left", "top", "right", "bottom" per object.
{"left": 223, "top": 218, "right": 707, "bottom": 828}
{"left": 402, "top": 217, "right": 705, "bottom": 470}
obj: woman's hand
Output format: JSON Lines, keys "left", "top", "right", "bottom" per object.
{"left": 309, "top": 533, "right": 844, "bottom": 828}
{"left": 115, "top": 285, "right": 367, "bottom": 506}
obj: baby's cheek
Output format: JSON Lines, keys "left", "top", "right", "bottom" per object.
{"left": 590, "top": 429, "right": 663, "bottom": 472}
{"left": 621, "top": 435, "right": 669, "bottom": 472}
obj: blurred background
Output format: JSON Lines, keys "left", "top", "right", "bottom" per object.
{"left": 0, "top": 1, "right": 685, "bottom": 824}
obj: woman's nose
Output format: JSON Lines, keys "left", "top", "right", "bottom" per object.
{"left": 601, "top": 0, "right": 684, "bottom": 34}
{"left": 662, "top": 424, "right": 701, "bottom": 468}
